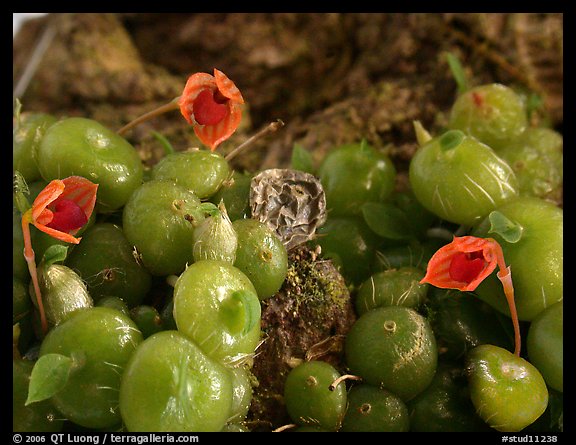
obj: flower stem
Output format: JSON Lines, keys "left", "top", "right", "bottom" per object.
{"left": 497, "top": 267, "right": 521, "bottom": 356}
{"left": 225, "top": 119, "right": 284, "bottom": 162}
{"left": 328, "top": 374, "right": 362, "bottom": 391}
{"left": 117, "top": 97, "right": 181, "bottom": 136}
{"left": 21, "top": 217, "right": 48, "bottom": 335}
{"left": 491, "top": 240, "right": 521, "bottom": 356}
{"left": 272, "top": 424, "right": 298, "bottom": 432}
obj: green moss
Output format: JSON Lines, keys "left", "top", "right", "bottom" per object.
{"left": 281, "top": 246, "right": 350, "bottom": 329}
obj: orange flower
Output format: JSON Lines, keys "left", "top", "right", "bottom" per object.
{"left": 116, "top": 69, "right": 244, "bottom": 151}
{"left": 178, "top": 68, "right": 244, "bottom": 151}
{"left": 21, "top": 176, "right": 98, "bottom": 334}
{"left": 421, "top": 235, "right": 521, "bottom": 356}
{"left": 420, "top": 236, "right": 501, "bottom": 291}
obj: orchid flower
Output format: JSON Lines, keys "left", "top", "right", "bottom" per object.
{"left": 421, "top": 235, "right": 521, "bottom": 356}
{"left": 21, "top": 176, "right": 98, "bottom": 334}
{"left": 178, "top": 68, "right": 244, "bottom": 150}
{"left": 117, "top": 68, "right": 244, "bottom": 151}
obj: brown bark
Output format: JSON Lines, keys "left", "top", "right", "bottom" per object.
{"left": 14, "top": 13, "right": 563, "bottom": 173}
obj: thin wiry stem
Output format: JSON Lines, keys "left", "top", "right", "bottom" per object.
{"left": 21, "top": 217, "right": 48, "bottom": 334}
{"left": 272, "top": 424, "right": 298, "bottom": 432}
{"left": 117, "top": 97, "right": 180, "bottom": 136}
{"left": 491, "top": 240, "right": 521, "bottom": 356}
{"left": 328, "top": 374, "right": 362, "bottom": 391}
{"left": 225, "top": 119, "right": 284, "bottom": 162}
{"left": 497, "top": 267, "right": 521, "bottom": 357}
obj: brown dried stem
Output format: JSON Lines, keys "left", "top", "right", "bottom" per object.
{"left": 225, "top": 119, "right": 285, "bottom": 162}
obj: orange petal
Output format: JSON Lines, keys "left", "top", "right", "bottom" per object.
{"left": 450, "top": 235, "right": 494, "bottom": 253}
{"left": 35, "top": 208, "right": 55, "bottom": 226}
{"left": 214, "top": 68, "right": 244, "bottom": 104}
{"left": 193, "top": 102, "right": 242, "bottom": 151}
{"left": 420, "top": 236, "right": 497, "bottom": 291}
{"left": 33, "top": 222, "right": 82, "bottom": 244}
{"left": 31, "top": 179, "right": 65, "bottom": 222}
{"left": 179, "top": 72, "right": 217, "bottom": 125}
{"left": 60, "top": 176, "right": 99, "bottom": 222}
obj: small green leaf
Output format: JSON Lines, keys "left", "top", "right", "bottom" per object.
{"left": 13, "top": 170, "right": 31, "bottom": 214}
{"left": 361, "top": 202, "right": 414, "bottom": 240}
{"left": 446, "top": 52, "right": 468, "bottom": 95}
{"left": 358, "top": 138, "right": 372, "bottom": 155}
{"left": 220, "top": 290, "right": 261, "bottom": 335}
{"left": 488, "top": 211, "right": 524, "bottom": 243}
{"left": 41, "top": 245, "right": 69, "bottom": 267}
{"left": 525, "top": 92, "right": 544, "bottom": 119}
{"left": 26, "top": 353, "right": 74, "bottom": 405}
{"left": 291, "top": 144, "right": 315, "bottom": 174}
{"left": 199, "top": 201, "right": 219, "bottom": 217}
{"left": 151, "top": 131, "right": 175, "bottom": 155}
{"left": 439, "top": 130, "right": 465, "bottom": 152}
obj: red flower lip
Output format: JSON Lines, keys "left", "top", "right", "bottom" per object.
{"left": 179, "top": 68, "right": 244, "bottom": 151}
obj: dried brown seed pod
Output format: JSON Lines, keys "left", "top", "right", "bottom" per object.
{"left": 249, "top": 168, "right": 326, "bottom": 251}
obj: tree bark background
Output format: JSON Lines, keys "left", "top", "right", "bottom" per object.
{"left": 13, "top": 13, "right": 562, "bottom": 177}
